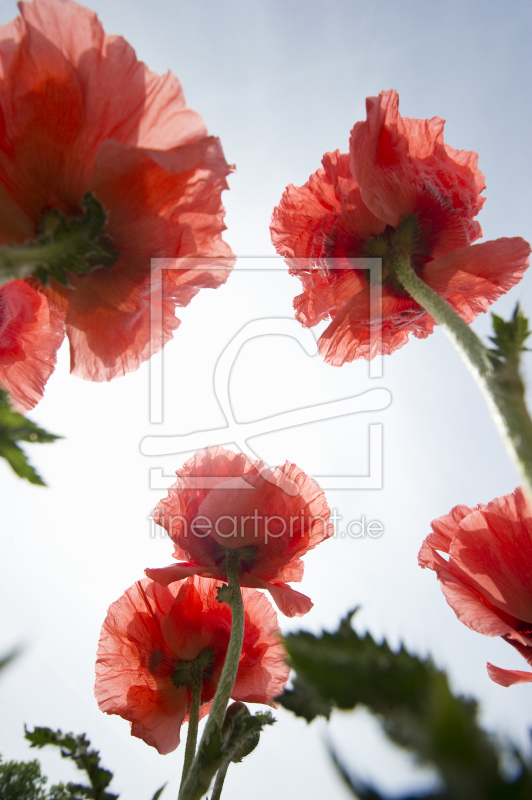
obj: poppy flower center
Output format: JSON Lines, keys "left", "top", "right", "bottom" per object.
{"left": 217, "top": 545, "right": 257, "bottom": 574}
{"left": 170, "top": 647, "right": 215, "bottom": 690}
{"left": 0, "top": 192, "right": 118, "bottom": 287}
{"left": 365, "top": 215, "right": 422, "bottom": 287}
{"left": 325, "top": 184, "right": 470, "bottom": 298}
{"left": 197, "top": 480, "right": 284, "bottom": 550}
{"left": 325, "top": 213, "right": 431, "bottom": 295}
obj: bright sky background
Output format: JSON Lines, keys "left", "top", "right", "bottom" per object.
{"left": 1, "top": 0, "right": 532, "bottom": 797}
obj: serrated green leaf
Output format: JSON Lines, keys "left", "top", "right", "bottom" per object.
{"left": 0, "top": 389, "right": 61, "bottom": 485}
{"left": 280, "top": 612, "right": 532, "bottom": 800}
{"left": 0, "top": 754, "right": 78, "bottom": 800}
{"left": 0, "top": 437, "right": 45, "bottom": 484}
{"left": 278, "top": 674, "right": 332, "bottom": 722}
{"left": 283, "top": 610, "right": 433, "bottom": 716}
{"left": 488, "top": 304, "right": 530, "bottom": 367}
{"left": 25, "top": 729, "right": 117, "bottom": 800}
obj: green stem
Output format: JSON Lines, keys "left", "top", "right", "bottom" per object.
{"left": 396, "top": 256, "right": 532, "bottom": 503}
{"left": 0, "top": 245, "right": 42, "bottom": 284}
{"left": 178, "top": 554, "right": 245, "bottom": 800}
{"left": 210, "top": 759, "right": 230, "bottom": 800}
{"left": 179, "top": 670, "right": 202, "bottom": 794}
{"left": 0, "top": 236, "right": 80, "bottom": 285}
{"left": 0, "top": 193, "right": 117, "bottom": 287}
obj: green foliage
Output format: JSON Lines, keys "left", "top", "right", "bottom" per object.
{"left": 487, "top": 305, "right": 531, "bottom": 396}
{"left": 279, "top": 611, "right": 532, "bottom": 800}
{"left": 25, "top": 729, "right": 117, "bottom": 800}
{"left": 0, "top": 389, "right": 61, "bottom": 485}
{"left": 2, "top": 743, "right": 165, "bottom": 800}
{"left": 0, "top": 756, "right": 74, "bottom": 800}
{"left": 489, "top": 305, "right": 530, "bottom": 366}
{"left": 279, "top": 674, "right": 331, "bottom": 722}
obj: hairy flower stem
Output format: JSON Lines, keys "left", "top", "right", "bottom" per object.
{"left": 210, "top": 758, "right": 230, "bottom": 800}
{"left": 396, "top": 256, "right": 532, "bottom": 503}
{"left": 179, "top": 671, "right": 202, "bottom": 794}
{"left": 178, "top": 554, "right": 245, "bottom": 800}
{"left": 0, "top": 238, "right": 69, "bottom": 284}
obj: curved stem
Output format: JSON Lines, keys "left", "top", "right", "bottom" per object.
{"left": 178, "top": 553, "right": 245, "bottom": 800}
{"left": 179, "top": 671, "right": 202, "bottom": 794}
{"left": 210, "top": 758, "right": 230, "bottom": 800}
{"left": 396, "top": 256, "right": 532, "bottom": 503}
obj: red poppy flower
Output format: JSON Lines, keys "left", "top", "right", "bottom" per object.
{"left": 145, "top": 447, "right": 333, "bottom": 618}
{"left": 418, "top": 487, "right": 532, "bottom": 687}
{"left": 271, "top": 90, "right": 529, "bottom": 366}
{"left": 0, "top": 280, "right": 63, "bottom": 411}
{"left": 94, "top": 576, "right": 289, "bottom": 755}
{"left": 0, "top": 0, "right": 233, "bottom": 400}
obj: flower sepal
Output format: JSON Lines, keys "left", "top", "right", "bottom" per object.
{"left": 488, "top": 304, "right": 530, "bottom": 391}
{"left": 365, "top": 214, "right": 421, "bottom": 287}
{"left": 171, "top": 648, "right": 214, "bottom": 690}
{"left": 218, "top": 545, "right": 257, "bottom": 573}
{"left": 0, "top": 193, "right": 119, "bottom": 288}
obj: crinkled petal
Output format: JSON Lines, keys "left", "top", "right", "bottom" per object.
{"left": 271, "top": 151, "right": 385, "bottom": 261}
{"left": 271, "top": 90, "right": 525, "bottom": 369}
{"left": 129, "top": 686, "right": 188, "bottom": 755}
{"left": 449, "top": 488, "right": 532, "bottom": 624}
{"left": 350, "top": 90, "right": 485, "bottom": 237}
{"left": 420, "top": 489, "right": 532, "bottom": 653}
{"left": 95, "top": 576, "right": 289, "bottom": 753}
{"left": 424, "top": 238, "right": 530, "bottom": 323}
{"left": 233, "top": 587, "right": 290, "bottom": 704}
{"left": 151, "top": 447, "right": 332, "bottom": 608}
{"left": 0, "top": 0, "right": 233, "bottom": 385}
{"left": 487, "top": 663, "right": 532, "bottom": 687}
{"left": 438, "top": 571, "right": 516, "bottom": 639}
{"left": 318, "top": 284, "right": 435, "bottom": 366}
{"left": 4, "top": 0, "right": 207, "bottom": 196}
{"left": 243, "top": 575, "right": 313, "bottom": 618}
{"left": 145, "top": 563, "right": 217, "bottom": 585}
{"left": 41, "top": 137, "right": 232, "bottom": 381}
{"left": 0, "top": 279, "right": 64, "bottom": 410}
{"left": 316, "top": 237, "right": 530, "bottom": 367}
{"left": 418, "top": 504, "right": 478, "bottom": 571}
